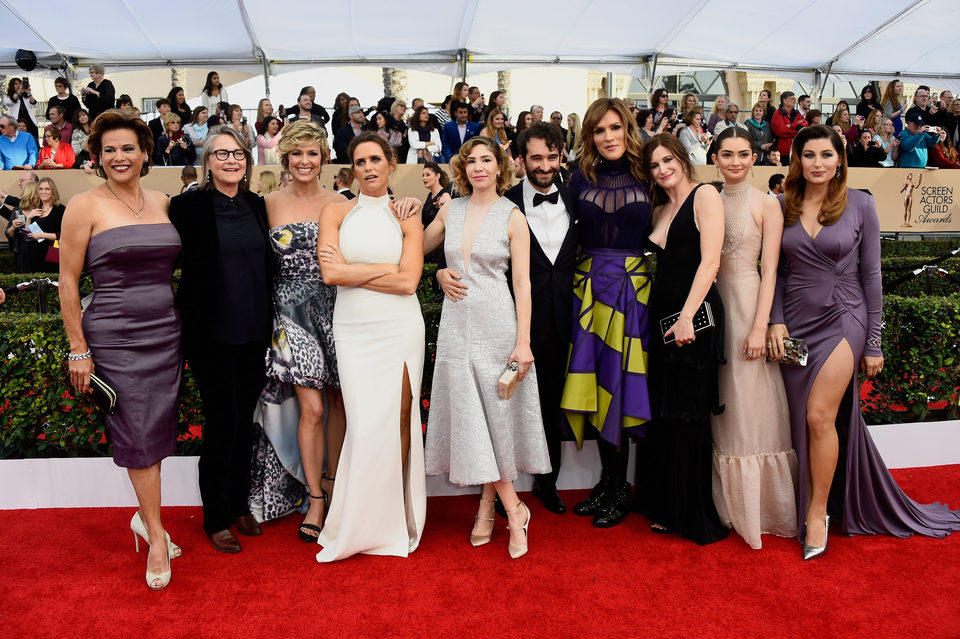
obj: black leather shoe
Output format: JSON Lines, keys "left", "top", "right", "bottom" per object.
{"left": 593, "top": 480, "right": 631, "bottom": 528}
{"left": 532, "top": 482, "right": 566, "bottom": 514}
{"left": 573, "top": 477, "right": 612, "bottom": 516}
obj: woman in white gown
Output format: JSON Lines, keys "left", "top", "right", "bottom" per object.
{"left": 316, "top": 132, "right": 426, "bottom": 561}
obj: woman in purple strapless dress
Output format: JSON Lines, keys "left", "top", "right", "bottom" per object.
{"left": 60, "top": 111, "right": 182, "bottom": 590}
{"left": 768, "top": 125, "right": 960, "bottom": 560}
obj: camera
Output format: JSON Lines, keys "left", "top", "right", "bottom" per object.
{"left": 927, "top": 126, "right": 940, "bottom": 135}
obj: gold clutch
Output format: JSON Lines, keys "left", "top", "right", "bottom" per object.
{"left": 498, "top": 362, "right": 520, "bottom": 400}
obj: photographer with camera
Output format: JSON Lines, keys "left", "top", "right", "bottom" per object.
{"left": 898, "top": 111, "right": 943, "bottom": 168}
{"left": 3, "top": 77, "right": 38, "bottom": 141}
{"left": 849, "top": 128, "right": 887, "bottom": 167}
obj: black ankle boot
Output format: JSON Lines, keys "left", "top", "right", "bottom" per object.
{"left": 592, "top": 479, "right": 631, "bottom": 528}
{"left": 573, "top": 477, "right": 612, "bottom": 516}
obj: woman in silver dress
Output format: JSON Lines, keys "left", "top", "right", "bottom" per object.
{"left": 422, "top": 136, "right": 550, "bottom": 559}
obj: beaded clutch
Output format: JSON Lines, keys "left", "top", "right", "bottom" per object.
{"left": 767, "top": 337, "right": 808, "bottom": 366}
{"left": 660, "top": 302, "right": 715, "bottom": 344}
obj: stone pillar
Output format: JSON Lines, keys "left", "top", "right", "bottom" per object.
{"left": 171, "top": 67, "right": 187, "bottom": 91}
{"left": 497, "top": 70, "right": 511, "bottom": 116}
{"left": 382, "top": 68, "right": 407, "bottom": 99}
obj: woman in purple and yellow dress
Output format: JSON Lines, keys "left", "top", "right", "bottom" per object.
{"left": 561, "top": 98, "right": 653, "bottom": 528}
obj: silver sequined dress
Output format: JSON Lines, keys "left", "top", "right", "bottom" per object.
{"left": 425, "top": 195, "right": 551, "bottom": 485}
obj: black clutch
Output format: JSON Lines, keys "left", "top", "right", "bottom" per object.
{"left": 767, "top": 337, "right": 808, "bottom": 366}
{"left": 660, "top": 302, "right": 715, "bottom": 344}
{"left": 89, "top": 373, "right": 119, "bottom": 414}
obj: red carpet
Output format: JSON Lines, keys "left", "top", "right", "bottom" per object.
{"left": 1, "top": 466, "right": 958, "bottom": 639}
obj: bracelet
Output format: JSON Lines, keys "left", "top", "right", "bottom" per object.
{"left": 67, "top": 350, "right": 92, "bottom": 361}
{"left": 866, "top": 337, "right": 882, "bottom": 348}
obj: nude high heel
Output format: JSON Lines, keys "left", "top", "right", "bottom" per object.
{"left": 470, "top": 497, "right": 497, "bottom": 547}
{"left": 131, "top": 510, "right": 181, "bottom": 559}
{"left": 145, "top": 541, "right": 171, "bottom": 590}
{"left": 506, "top": 501, "right": 530, "bottom": 559}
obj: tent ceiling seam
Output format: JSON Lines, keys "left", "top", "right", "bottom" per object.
{"left": 825, "top": 0, "right": 929, "bottom": 65}
{"left": 235, "top": 0, "right": 265, "bottom": 61}
{"left": 456, "top": 0, "right": 480, "bottom": 51}
{"left": 0, "top": 0, "right": 64, "bottom": 63}
{"left": 118, "top": 0, "right": 165, "bottom": 61}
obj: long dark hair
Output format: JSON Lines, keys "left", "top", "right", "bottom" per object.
{"left": 166, "top": 86, "right": 185, "bottom": 106}
{"left": 783, "top": 125, "right": 848, "bottom": 227}
{"left": 202, "top": 72, "right": 222, "bottom": 97}
{"left": 411, "top": 106, "right": 434, "bottom": 132}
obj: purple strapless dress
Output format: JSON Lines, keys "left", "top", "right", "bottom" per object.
{"left": 81, "top": 224, "right": 182, "bottom": 468}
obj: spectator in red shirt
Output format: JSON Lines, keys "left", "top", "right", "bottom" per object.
{"left": 771, "top": 91, "right": 808, "bottom": 162}
{"left": 36, "top": 125, "right": 76, "bottom": 169}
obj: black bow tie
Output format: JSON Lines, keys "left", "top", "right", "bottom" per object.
{"left": 532, "top": 191, "right": 560, "bottom": 207}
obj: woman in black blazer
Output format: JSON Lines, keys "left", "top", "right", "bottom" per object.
{"left": 169, "top": 125, "right": 274, "bottom": 554}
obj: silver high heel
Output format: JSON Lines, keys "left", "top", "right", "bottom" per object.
{"left": 131, "top": 510, "right": 181, "bottom": 559}
{"left": 506, "top": 501, "right": 530, "bottom": 559}
{"left": 470, "top": 497, "right": 496, "bottom": 547}
{"left": 802, "top": 514, "right": 830, "bottom": 561}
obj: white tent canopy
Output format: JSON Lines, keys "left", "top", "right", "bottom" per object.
{"left": 3, "top": 0, "right": 959, "bottom": 90}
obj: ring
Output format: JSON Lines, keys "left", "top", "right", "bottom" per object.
{"left": 766, "top": 342, "right": 772, "bottom": 348}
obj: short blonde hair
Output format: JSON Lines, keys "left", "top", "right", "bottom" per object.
{"left": 450, "top": 136, "right": 513, "bottom": 196}
{"left": 277, "top": 120, "right": 329, "bottom": 169}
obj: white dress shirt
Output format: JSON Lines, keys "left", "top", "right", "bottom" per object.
{"left": 522, "top": 179, "right": 569, "bottom": 265}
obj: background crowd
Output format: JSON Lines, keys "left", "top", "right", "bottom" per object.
{"left": 3, "top": 71, "right": 959, "bottom": 177}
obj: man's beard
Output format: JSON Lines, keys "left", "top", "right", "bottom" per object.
{"left": 527, "top": 167, "right": 557, "bottom": 190}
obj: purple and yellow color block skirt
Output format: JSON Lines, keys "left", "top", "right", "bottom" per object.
{"left": 560, "top": 248, "right": 652, "bottom": 447}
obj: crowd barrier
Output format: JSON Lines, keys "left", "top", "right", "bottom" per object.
{"left": 2, "top": 166, "right": 959, "bottom": 233}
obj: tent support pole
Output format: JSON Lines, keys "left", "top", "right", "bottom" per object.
{"left": 815, "top": 61, "right": 833, "bottom": 108}
{"left": 261, "top": 55, "right": 271, "bottom": 98}
{"left": 606, "top": 72, "right": 614, "bottom": 98}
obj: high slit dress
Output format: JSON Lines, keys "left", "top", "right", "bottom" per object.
{"left": 316, "top": 193, "right": 426, "bottom": 561}
{"left": 773, "top": 188, "right": 960, "bottom": 540}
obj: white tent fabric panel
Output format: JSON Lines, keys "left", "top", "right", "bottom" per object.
{"left": 2, "top": 0, "right": 958, "bottom": 80}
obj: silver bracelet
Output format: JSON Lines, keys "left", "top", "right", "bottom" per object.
{"left": 866, "top": 337, "right": 881, "bottom": 348}
{"left": 66, "top": 350, "right": 92, "bottom": 361}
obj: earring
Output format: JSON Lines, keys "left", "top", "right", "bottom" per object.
{"left": 835, "top": 167, "right": 841, "bottom": 178}
{"left": 207, "top": 170, "right": 213, "bottom": 183}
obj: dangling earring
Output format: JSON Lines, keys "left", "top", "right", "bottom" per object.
{"left": 207, "top": 170, "right": 213, "bottom": 184}
{"left": 835, "top": 167, "right": 841, "bottom": 178}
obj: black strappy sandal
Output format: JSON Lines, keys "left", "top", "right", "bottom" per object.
{"left": 298, "top": 492, "right": 328, "bottom": 543}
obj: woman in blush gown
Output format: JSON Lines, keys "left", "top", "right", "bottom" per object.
{"left": 768, "top": 125, "right": 960, "bottom": 560}
{"left": 316, "top": 132, "right": 426, "bottom": 561}
{"left": 710, "top": 127, "right": 797, "bottom": 549}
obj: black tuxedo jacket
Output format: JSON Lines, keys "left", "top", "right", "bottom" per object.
{"left": 504, "top": 180, "right": 578, "bottom": 356}
{"left": 148, "top": 117, "right": 164, "bottom": 143}
{"left": 169, "top": 188, "right": 274, "bottom": 357}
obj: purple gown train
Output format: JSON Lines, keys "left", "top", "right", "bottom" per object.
{"left": 773, "top": 189, "right": 960, "bottom": 540}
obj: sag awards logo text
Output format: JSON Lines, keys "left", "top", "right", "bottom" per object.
{"left": 918, "top": 186, "right": 953, "bottom": 224}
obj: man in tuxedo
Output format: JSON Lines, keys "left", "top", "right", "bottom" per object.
{"left": 148, "top": 99, "right": 171, "bottom": 145}
{"left": 436, "top": 122, "right": 577, "bottom": 514}
{"left": 440, "top": 101, "right": 480, "bottom": 162}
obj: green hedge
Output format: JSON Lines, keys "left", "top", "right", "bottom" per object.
{"left": 0, "top": 312, "right": 204, "bottom": 459}
{"left": 1, "top": 270, "right": 956, "bottom": 458}
{"left": 0, "top": 252, "right": 14, "bottom": 274}
{"left": 880, "top": 257, "right": 960, "bottom": 297}
{"left": 863, "top": 294, "right": 960, "bottom": 424}
{"left": 880, "top": 239, "right": 959, "bottom": 258}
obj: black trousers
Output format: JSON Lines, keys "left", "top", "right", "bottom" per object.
{"left": 532, "top": 329, "right": 566, "bottom": 489}
{"left": 190, "top": 340, "right": 266, "bottom": 535}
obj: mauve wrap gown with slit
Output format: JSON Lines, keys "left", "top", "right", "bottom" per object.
{"left": 773, "top": 188, "right": 960, "bottom": 540}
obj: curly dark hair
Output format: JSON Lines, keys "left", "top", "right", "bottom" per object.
{"left": 86, "top": 110, "right": 154, "bottom": 178}
{"left": 515, "top": 122, "right": 565, "bottom": 158}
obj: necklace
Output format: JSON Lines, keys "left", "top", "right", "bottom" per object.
{"left": 105, "top": 183, "right": 145, "bottom": 219}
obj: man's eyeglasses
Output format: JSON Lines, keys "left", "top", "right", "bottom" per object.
{"left": 211, "top": 149, "right": 247, "bottom": 161}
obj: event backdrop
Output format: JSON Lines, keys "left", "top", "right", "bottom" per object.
{"left": 2, "top": 167, "right": 958, "bottom": 233}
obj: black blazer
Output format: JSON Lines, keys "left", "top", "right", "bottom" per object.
{"left": 169, "top": 188, "right": 274, "bottom": 357}
{"left": 504, "top": 180, "right": 578, "bottom": 355}
{"left": 148, "top": 117, "right": 164, "bottom": 144}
